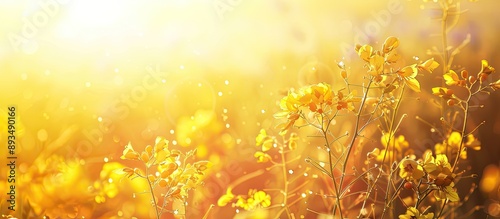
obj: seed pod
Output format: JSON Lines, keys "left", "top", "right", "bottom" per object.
{"left": 341, "top": 70, "right": 347, "bottom": 79}
{"left": 461, "top": 70, "right": 468, "bottom": 79}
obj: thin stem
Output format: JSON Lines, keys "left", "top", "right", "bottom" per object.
{"left": 451, "top": 90, "right": 470, "bottom": 172}
{"left": 320, "top": 114, "right": 342, "bottom": 218}
{"left": 145, "top": 165, "right": 160, "bottom": 219}
{"left": 380, "top": 85, "right": 406, "bottom": 219}
{"left": 280, "top": 145, "right": 292, "bottom": 219}
{"left": 339, "top": 78, "right": 374, "bottom": 190}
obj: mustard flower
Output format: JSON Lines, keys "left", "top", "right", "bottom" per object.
{"left": 399, "top": 158, "right": 424, "bottom": 180}
{"left": 399, "top": 207, "right": 434, "bottom": 219}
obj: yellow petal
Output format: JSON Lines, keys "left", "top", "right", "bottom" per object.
{"left": 405, "top": 77, "right": 421, "bottom": 92}
{"left": 400, "top": 65, "right": 418, "bottom": 77}
{"left": 358, "top": 45, "right": 374, "bottom": 62}
{"left": 444, "top": 70, "right": 460, "bottom": 86}
{"left": 445, "top": 186, "right": 460, "bottom": 202}
{"left": 419, "top": 58, "right": 440, "bottom": 73}
{"left": 383, "top": 36, "right": 400, "bottom": 54}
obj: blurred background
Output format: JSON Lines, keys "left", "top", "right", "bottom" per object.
{"left": 1, "top": 0, "right": 499, "bottom": 218}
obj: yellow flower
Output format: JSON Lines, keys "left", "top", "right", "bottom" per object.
{"left": 398, "top": 207, "right": 434, "bottom": 219}
{"left": 254, "top": 151, "right": 271, "bottom": 163}
{"left": 398, "top": 64, "right": 421, "bottom": 92}
{"left": 434, "top": 182, "right": 460, "bottom": 202}
{"left": 399, "top": 158, "right": 424, "bottom": 180}
{"left": 255, "top": 129, "right": 276, "bottom": 152}
{"left": 479, "top": 59, "right": 495, "bottom": 75}
{"left": 356, "top": 44, "right": 374, "bottom": 62}
{"left": 381, "top": 133, "right": 409, "bottom": 153}
{"left": 465, "top": 134, "right": 481, "bottom": 150}
{"left": 422, "top": 150, "right": 437, "bottom": 174}
{"left": 303, "top": 82, "right": 334, "bottom": 113}
{"left": 336, "top": 89, "right": 361, "bottom": 111}
{"left": 478, "top": 59, "right": 495, "bottom": 82}
{"left": 382, "top": 36, "right": 400, "bottom": 54}
{"left": 287, "top": 133, "right": 299, "bottom": 150}
{"left": 431, "top": 154, "right": 452, "bottom": 176}
{"left": 418, "top": 58, "right": 439, "bottom": 73}
{"left": 217, "top": 188, "right": 235, "bottom": 207}
{"left": 443, "top": 70, "right": 461, "bottom": 86}
{"left": 234, "top": 190, "right": 271, "bottom": 210}
{"left": 252, "top": 190, "right": 271, "bottom": 208}
{"left": 120, "top": 142, "right": 140, "bottom": 160}
{"left": 368, "top": 54, "right": 385, "bottom": 76}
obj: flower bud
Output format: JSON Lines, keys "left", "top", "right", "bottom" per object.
{"left": 404, "top": 181, "right": 413, "bottom": 190}
{"left": 341, "top": 70, "right": 347, "bottom": 79}
{"left": 447, "top": 99, "right": 455, "bottom": 106}
{"left": 468, "top": 76, "right": 477, "bottom": 84}
{"left": 461, "top": 70, "right": 468, "bottom": 79}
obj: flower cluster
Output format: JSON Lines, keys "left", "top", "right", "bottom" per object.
{"left": 355, "top": 36, "right": 439, "bottom": 93}
{"left": 434, "top": 131, "right": 481, "bottom": 160}
{"left": 218, "top": 188, "right": 271, "bottom": 211}
{"left": 274, "top": 82, "right": 360, "bottom": 134}
{"left": 367, "top": 133, "right": 411, "bottom": 162}
{"left": 399, "top": 151, "right": 459, "bottom": 202}
{"left": 433, "top": 59, "right": 495, "bottom": 106}
{"left": 398, "top": 207, "right": 434, "bottom": 219}
{"left": 117, "top": 136, "right": 210, "bottom": 218}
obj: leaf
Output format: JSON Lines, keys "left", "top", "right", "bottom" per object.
{"left": 405, "top": 77, "right": 421, "bottom": 92}
{"left": 443, "top": 70, "right": 460, "bottom": 85}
